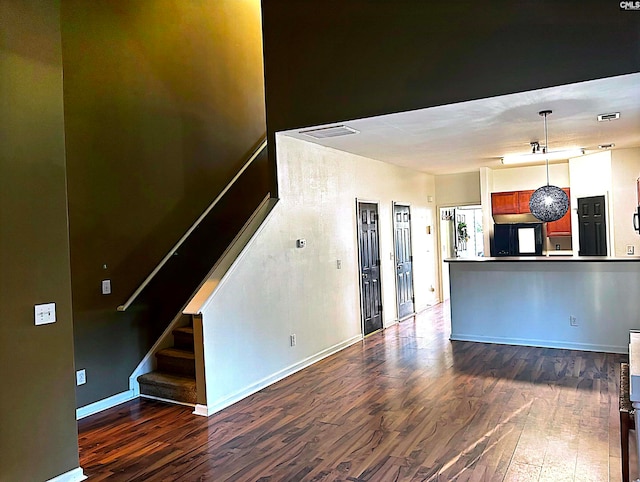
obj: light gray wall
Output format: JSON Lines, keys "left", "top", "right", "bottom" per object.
{"left": 435, "top": 171, "right": 481, "bottom": 206}
{"left": 449, "top": 260, "right": 640, "bottom": 353}
{"left": 0, "top": 1, "right": 80, "bottom": 480}
{"left": 197, "top": 136, "right": 438, "bottom": 412}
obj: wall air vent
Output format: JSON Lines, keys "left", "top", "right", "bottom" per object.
{"left": 597, "top": 112, "right": 620, "bottom": 122}
{"left": 300, "top": 125, "right": 359, "bottom": 139}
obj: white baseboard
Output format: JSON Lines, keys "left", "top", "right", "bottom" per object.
{"left": 139, "top": 393, "right": 196, "bottom": 408}
{"left": 47, "top": 467, "right": 86, "bottom": 482}
{"left": 193, "top": 404, "right": 211, "bottom": 417}
{"left": 76, "top": 389, "right": 137, "bottom": 420}
{"left": 196, "top": 334, "right": 363, "bottom": 417}
{"left": 449, "top": 333, "right": 627, "bottom": 354}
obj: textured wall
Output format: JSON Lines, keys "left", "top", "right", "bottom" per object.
{"left": 61, "top": 0, "right": 267, "bottom": 407}
{"left": 200, "top": 135, "right": 437, "bottom": 410}
{"left": 0, "top": 1, "right": 80, "bottom": 480}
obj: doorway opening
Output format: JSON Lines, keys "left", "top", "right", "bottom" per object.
{"left": 439, "top": 205, "right": 484, "bottom": 300}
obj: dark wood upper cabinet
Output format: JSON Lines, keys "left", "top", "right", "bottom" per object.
{"left": 491, "top": 191, "right": 519, "bottom": 214}
{"left": 517, "top": 190, "right": 534, "bottom": 214}
{"left": 546, "top": 188, "right": 572, "bottom": 236}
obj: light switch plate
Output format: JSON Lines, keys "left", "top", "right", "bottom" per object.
{"left": 102, "top": 279, "right": 111, "bottom": 294}
{"left": 34, "top": 302, "right": 56, "bottom": 325}
{"left": 627, "top": 245, "right": 635, "bottom": 255}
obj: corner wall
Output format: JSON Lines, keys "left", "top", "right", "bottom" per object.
{"left": 61, "top": 0, "right": 268, "bottom": 407}
{"left": 611, "top": 148, "right": 640, "bottom": 257}
{"left": 199, "top": 135, "right": 437, "bottom": 411}
{"left": 0, "top": 1, "right": 80, "bottom": 480}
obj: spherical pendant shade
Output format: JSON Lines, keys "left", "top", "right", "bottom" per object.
{"left": 529, "top": 185, "right": 569, "bottom": 222}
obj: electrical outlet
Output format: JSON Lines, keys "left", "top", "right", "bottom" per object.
{"left": 101, "top": 279, "right": 111, "bottom": 295}
{"left": 569, "top": 315, "right": 578, "bottom": 326}
{"left": 290, "top": 334, "right": 296, "bottom": 347}
{"left": 76, "top": 369, "right": 86, "bottom": 385}
{"left": 337, "top": 259, "right": 342, "bottom": 269}
{"left": 627, "top": 245, "right": 635, "bottom": 255}
{"left": 34, "top": 303, "right": 56, "bottom": 325}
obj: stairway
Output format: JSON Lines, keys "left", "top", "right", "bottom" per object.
{"left": 137, "top": 324, "right": 197, "bottom": 404}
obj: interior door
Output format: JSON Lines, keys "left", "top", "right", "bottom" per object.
{"left": 578, "top": 195, "right": 607, "bottom": 256}
{"left": 393, "top": 204, "right": 414, "bottom": 319}
{"left": 357, "top": 202, "right": 383, "bottom": 335}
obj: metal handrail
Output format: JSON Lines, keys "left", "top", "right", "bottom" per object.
{"left": 117, "top": 138, "right": 268, "bottom": 311}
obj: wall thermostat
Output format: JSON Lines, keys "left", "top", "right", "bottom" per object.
{"left": 296, "top": 239, "right": 306, "bottom": 248}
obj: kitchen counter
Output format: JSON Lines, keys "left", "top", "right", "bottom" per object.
{"left": 447, "top": 257, "right": 640, "bottom": 353}
{"left": 446, "top": 256, "right": 640, "bottom": 262}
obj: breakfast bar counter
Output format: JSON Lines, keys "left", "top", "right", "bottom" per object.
{"left": 445, "top": 256, "right": 640, "bottom": 353}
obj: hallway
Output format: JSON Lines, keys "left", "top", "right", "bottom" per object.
{"left": 78, "top": 303, "right": 629, "bottom": 481}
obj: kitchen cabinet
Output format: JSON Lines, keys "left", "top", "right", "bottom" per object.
{"left": 491, "top": 191, "right": 519, "bottom": 214}
{"left": 546, "top": 188, "right": 572, "bottom": 236}
{"left": 491, "top": 190, "right": 533, "bottom": 215}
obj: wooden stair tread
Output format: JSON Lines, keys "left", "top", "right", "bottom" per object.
{"left": 138, "top": 371, "right": 195, "bottom": 387}
{"left": 172, "top": 326, "right": 194, "bottom": 336}
{"left": 156, "top": 348, "right": 195, "bottom": 360}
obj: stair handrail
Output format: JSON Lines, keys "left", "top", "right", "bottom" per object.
{"left": 117, "top": 137, "right": 268, "bottom": 312}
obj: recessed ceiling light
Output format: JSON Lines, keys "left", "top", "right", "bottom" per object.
{"left": 597, "top": 112, "right": 620, "bottom": 122}
{"left": 598, "top": 143, "right": 615, "bottom": 149}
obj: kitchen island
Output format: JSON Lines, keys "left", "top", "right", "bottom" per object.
{"left": 446, "top": 256, "right": 640, "bottom": 353}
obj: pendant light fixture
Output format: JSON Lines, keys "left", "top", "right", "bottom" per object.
{"left": 529, "top": 110, "right": 569, "bottom": 222}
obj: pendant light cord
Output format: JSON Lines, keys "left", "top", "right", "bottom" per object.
{"left": 543, "top": 111, "right": 550, "bottom": 186}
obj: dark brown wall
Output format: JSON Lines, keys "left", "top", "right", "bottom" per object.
{"left": 61, "top": 0, "right": 267, "bottom": 406}
{"left": 262, "top": 0, "right": 640, "bottom": 160}
{"left": 0, "top": 1, "right": 80, "bottom": 480}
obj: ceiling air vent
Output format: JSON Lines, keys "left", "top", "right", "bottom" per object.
{"left": 300, "top": 125, "right": 359, "bottom": 139}
{"left": 597, "top": 112, "right": 620, "bottom": 122}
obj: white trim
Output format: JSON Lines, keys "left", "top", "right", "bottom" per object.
{"left": 76, "top": 389, "right": 136, "bottom": 420}
{"left": 46, "top": 467, "right": 86, "bottom": 482}
{"left": 196, "top": 334, "right": 362, "bottom": 417}
{"left": 449, "top": 333, "right": 627, "bottom": 354}
{"left": 193, "top": 404, "right": 211, "bottom": 417}
{"left": 139, "top": 393, "right": 196, "bottom": 408}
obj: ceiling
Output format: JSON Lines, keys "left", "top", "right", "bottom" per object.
{"left": 281, "top": 73, "right": 640, "bottom": 175}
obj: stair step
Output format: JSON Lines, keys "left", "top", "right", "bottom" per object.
{"left": 172, "top": 326, "right": 194, "bottom": 351}
{"left": 137, "top": 372, "right": 196, "bottom": 404}
{"left": 156, "top": 348, "right": 195, "bottom": 377}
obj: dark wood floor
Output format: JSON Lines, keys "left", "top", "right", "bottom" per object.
{"left": 78, "top": 303, "right": 633, "bottom": 481}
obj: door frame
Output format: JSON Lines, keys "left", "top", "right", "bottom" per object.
{"left": 392, "top": 201, "right": 415, "bottom": 321}
{"left": 355, "top": 199, "right": 384, "bottom": 336}
{"left": 436, "top": 203, "right": 483, "bottom": 302}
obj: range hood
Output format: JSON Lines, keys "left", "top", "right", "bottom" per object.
{"left": 493, "top": 213, "right": 542, "bottom": 224}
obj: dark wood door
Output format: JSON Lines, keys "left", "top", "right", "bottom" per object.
{"left": 358, "top": 202, "right": 383, "bottom": 336}
{"left": 578, "top": 195, "right": 607, "bottom": 256}
{"left": 393, "top": 204, "right": 414, "bottom": 319}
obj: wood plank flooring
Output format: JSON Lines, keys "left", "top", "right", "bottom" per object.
{"left": 78, "top": 303, "right": 634, "bottom": 481}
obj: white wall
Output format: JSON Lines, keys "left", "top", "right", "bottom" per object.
{"left": 611, "top": 148, "right": 640, "bottom": 257}
{"left": 434, "top": 171, "right": 481, "bottom": 206}
{"left": 569, "top": 151, "right": 614, "bottom": 255}
{"left": 197, "top": 135, "right": 437, "bottom": 412}
{"left": 492, "top": 163, "right": 570, "bottom": 192}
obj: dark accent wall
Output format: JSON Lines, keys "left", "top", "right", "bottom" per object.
{"left": 0, "top": 1, "right": 80, "bottom": 480}
{"left": 61, "top": 0, "right": 268, "bottom": 407}
{"left": 262, "top": 0, "right": 640, "bottom": 160}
